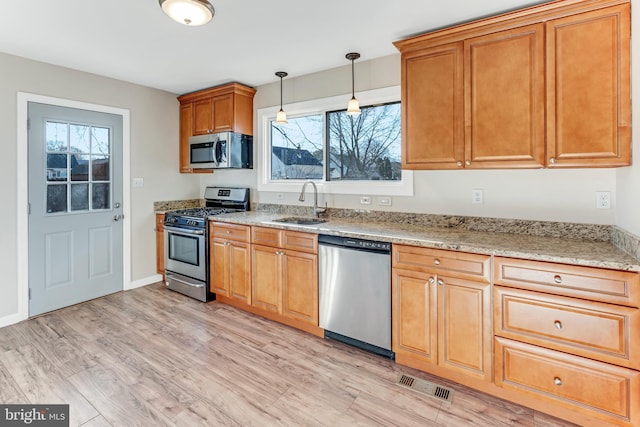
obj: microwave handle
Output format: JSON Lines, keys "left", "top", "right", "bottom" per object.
{"left": 214, "top": 138, "right": 223, "bottom": 166}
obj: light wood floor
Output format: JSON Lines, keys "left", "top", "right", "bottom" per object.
{"left": 0, "top": 283, "right": 579, "bottom": 427}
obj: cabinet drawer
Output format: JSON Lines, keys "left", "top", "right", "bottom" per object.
{"left": 252, "top": 226, "right": 282, "bottom": 247}
{"left": 393, "top": 245, "right": 490, "bottom": 282}
{"left": 495, "top": 257, "right": 640, "bottom": 307}
{"left": 495, "top": 337, "right": 639, "bottom": 421}
{"left": 495, "top": 286, "right": 640, "bottom": 369}
{"left": 211, "top": 222, "right": 250, "bottom": 242}
{"left": 283, "top": 230, "right": 317, "bottom": 254}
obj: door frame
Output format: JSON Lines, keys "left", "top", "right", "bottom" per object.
{"left": 16, "top": 92, "right": 131, "bottom": 322}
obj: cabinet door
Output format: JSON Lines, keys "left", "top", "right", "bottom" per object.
{"left": 392, "top": 268, "right": 437, "bottom": 364}
{"left": 155, "top": 214, "right": 164, "bottom": 275}
{"left": 210, "top": 238, "right": 229, "bottom": 296}
{"left": 546, "top": 4, "right": 630, "bottom": 167}
{"left": 282, "top": 250, "right": 318, "bottom": 325}
{"left": 438, "top": 275, "right": 491, "bottom": 380}
{"left": 402, "top": 43, "right": 464, "bottom": 169}
{"left": 464, "top": 24, "right": 545, "bottom": 168}
{"left": 212, "top": 94, "right": 233, "bottom": 132}
{"left": 251, "top": 245, "right": 281, "bottom": 313}
{"left": 229, "top": 242, "right": 251, "bottom": 304}
{"left": 192, "top": 98, "right": 213, "bottom": 135}
{"left": 179, "top": 103, "right": 193, "bottom": 173}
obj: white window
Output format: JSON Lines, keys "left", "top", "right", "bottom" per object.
{"left": 257, "top": 86, "right": 413, "bottom": 196}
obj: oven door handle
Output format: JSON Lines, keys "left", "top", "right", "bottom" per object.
{"left": 165, "top": 272, "right": 205, "bottom": 288}
{"left": 164, "top": 225, "right": 205, "bottom": 236}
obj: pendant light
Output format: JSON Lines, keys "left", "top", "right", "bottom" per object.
{"left": 275, "top": 71, "right": 288, "bottom": 124}
{"left": 159, "top": 0, "right": 215, "bottom": 26}
{"left": 345, "top": 52, "right": 361, "bottom": 116}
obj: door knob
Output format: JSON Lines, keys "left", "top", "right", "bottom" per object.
{"left": 113, "top": 214, "right": 124, "bottom": 221}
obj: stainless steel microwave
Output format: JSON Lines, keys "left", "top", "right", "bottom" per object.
{"left": 188, "top": 132, "right": 253, "bottom": 169}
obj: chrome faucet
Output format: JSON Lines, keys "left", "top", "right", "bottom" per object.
{"left": 298, "top": 180, "right": 327, "bottom": 218}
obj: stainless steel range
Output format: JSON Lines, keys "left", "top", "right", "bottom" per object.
{"left": 164, "top": 187, "right": 250, "bottom": 302}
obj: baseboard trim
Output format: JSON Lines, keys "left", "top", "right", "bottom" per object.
{"left": 128, "top": 274, "right": 163, "bottom": 290}
{"left": 0, "top": 312, "right": 27, "bottom": 329}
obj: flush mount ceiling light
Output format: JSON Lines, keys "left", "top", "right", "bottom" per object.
{"left": 345, "top": 52, "right": 361, "bottom": 116}
{"left": 159, "top": 0, "right": 215, "bottom": 26}
{"left": 275, "top": 71, "right": 288, "bottom": 124}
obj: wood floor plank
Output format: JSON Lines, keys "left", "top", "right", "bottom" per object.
{"left": 2, "top": 344, "right": 99, "bottom": 426}
{"left": 0, "top": 283, "right": 581, "bottom": 426}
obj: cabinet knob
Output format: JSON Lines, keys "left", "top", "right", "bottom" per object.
{"left": 434, "top": 259, "right": 441, "bottom": 266}
{"left": 225, "top": 242, "right": 230, "bottom": 246}
{"left": 226, "top": 230, "right": 232, "bottom": 234}
{"left": 553, "top": 275, "right": 563, "bottom": 284}
{"left": 437, "top": 279, "right": 444, "bottom": 286}
{"left": 554, "top": 320, "right": 563, "bottom": 330}
{"left": 554, "top": 377, "right": 562, "bottom": 386}
{"left": 428, "top": 277, "right": 435, "bottom": 284}
{"left": 549, "top": 157, "right": 556, "bottom": 164}
{"left": 465, "top": 160, "right": 471, "bottom": 166}
{"left": 456, "top": 161, "right": 463, "bottom": 167}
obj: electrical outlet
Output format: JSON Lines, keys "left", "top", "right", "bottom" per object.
{"left": 275, "top": 193, "right": 285, "bottom": 200}
{"left": 596, "top": 191, "right": 611, "bottom": 209}
{"left": 360, "top": 196, "right": 371, "bottom": 205}
{"left": 472, "top": 189, "right": 483, "bottom": 204}
{"left": 132, "top": 178, "right": 143, "bottom": 188}
{"left": 378, "top": 197, "right": 392, "bottom": 206}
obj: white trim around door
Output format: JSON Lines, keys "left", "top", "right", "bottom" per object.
{"left": 12, "top": 92, "right": 132, "bottom": 326}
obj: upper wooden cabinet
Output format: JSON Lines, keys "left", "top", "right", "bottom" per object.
{"left": 546, "top": 4, "right": 631, "bottom": 167}
{"left": 177, "top": 83, "right": 256, "bottom": 173}
{"left": 394, "top": 0, "right": 631, "bottom": 169}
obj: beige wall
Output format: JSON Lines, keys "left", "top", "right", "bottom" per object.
{"left": 202, "top": 53, "right": 622, "bottom": 226}
{"left": 1, "top": 52, "right": 198, "bottom": 320}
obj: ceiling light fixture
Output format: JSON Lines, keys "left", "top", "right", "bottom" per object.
{"left": 345, "top": 52, "right": 361, "bottom": 116}
{"left": 275, "top": 71, "right": 288, "bottom": 124}
{"left": 159, "top": 0, "right": 215, "bottom": 26}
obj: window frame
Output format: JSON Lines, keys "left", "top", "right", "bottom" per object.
{"left": 257, "top": 85, "right": 413, "bottom": 196}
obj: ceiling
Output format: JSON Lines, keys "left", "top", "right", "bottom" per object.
{"left": 0, "top": 0, "right": 542, "bottom": 95}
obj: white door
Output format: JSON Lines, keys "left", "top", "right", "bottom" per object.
{"left": 28, "top": 102, "right": 124, "bottom": 316}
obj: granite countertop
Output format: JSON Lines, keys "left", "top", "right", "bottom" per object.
{"left": 209, "top": 211, "right": 640, "bottom": 272}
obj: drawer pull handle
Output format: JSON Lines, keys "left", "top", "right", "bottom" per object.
{"left": 553, "top": 275, "right": 562, "bottom": 284}
{"left": 428, "top": 277, "right": 435, "bottom": 285}
{"left": 434, "top": 259, "right": 441, "bottom": 265}
{"left": 554, "top": 320, "right": 563, "bottom": 329}
{"left": 554, "top": 377, "right": 562, "bottom": 386}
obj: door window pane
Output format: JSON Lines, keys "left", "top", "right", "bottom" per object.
{"left": 91, "top": 155, "right": 110, "bottom": 181}
{"left": 70, "top": 184, "right": 89, "bottom": 211}
{"left": 70, "top": 154, "right": 90, "bottom": 181}
{"left": 270, "top": 114, "right": 323, "bottom": 180}
{"left": 70, "top": 124, "right": 90, "bottom": 153}
{"left": 327, "top": 102, "right": 401, "bottom": 181}
{"left": 46, "top": 122, "right": 68, "bottom": 152}
{"left": 46, "top": 154, "right": 68, "bottom": 181}
{"left": 92, "top": 183, "right": 110, "bottom": 210}
{"left": 92, "top": 127, "right": 110, "bottom": 155}
{"left": 47, "top": 184, "right": 67, "bottom": 213}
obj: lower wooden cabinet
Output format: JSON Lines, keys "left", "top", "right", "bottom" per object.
{"left": 392, "top": 245, "right": 492, "bottom": 381}
{"left": 496, "top": 337, "right": 640, "bottom": 424}
{"left": 209, "top": 222, "right": 251, "bottom": 304}
{"left": 155, "top": 213, "right": 164, "bottom": 276}
{"left": 251, "top": 227, "right": 319, "bottom": 328}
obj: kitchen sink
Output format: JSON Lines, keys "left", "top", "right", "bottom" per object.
{"left": 272, "top": 216, "right": 327, "bottom": 225}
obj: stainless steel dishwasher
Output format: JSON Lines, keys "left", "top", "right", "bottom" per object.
{"left": 318, "top": 234, "right": 393, "bottom": 358}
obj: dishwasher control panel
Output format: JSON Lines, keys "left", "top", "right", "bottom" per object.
{"left": 318, "top": 234, "right": 391, "bottom": 254}
{"left": 346, "top": 239, "right": 391, "bottom": 251}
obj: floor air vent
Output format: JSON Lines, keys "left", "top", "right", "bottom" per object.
{"left": 396, "top": 373, "right": 454, "bottom": 403}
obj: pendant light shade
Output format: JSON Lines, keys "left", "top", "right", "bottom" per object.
{"left": 275, "top": 71, "right": 288, "bottom": 124}
{"left": 159, "top": 0, "right": 215, "bottom": 26}
{"left": 345, "top": 52, "right": 361, "bottom": 116}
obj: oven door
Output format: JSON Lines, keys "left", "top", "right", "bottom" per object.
{"left": 164, "top": 225, "right": 206, "bottom": 281}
